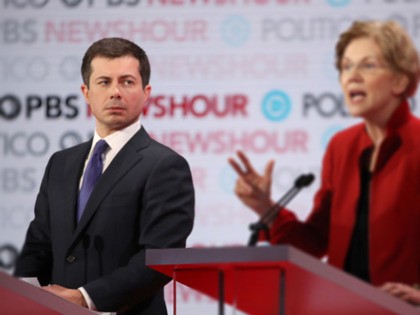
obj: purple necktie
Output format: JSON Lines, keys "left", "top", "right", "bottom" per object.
{"left": 77, "top": 139, "right": 108, "bottom": 222}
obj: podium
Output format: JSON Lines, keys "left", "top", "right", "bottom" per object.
{"left": 0, "top": 271, "right": 95, "bottom": 315}
{"left": 146, "top": 245, "right": 419, "bottom": 315}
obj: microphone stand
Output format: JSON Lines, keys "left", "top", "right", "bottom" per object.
{"left": 247, "top": 173, "right": 315, "bottom": 247}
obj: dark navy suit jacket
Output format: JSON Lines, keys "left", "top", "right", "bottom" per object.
{"left": 15, "top": 127, "right": 195, "bottom": 314}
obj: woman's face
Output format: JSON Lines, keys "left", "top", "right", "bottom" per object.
{"left": 339, "top": 37, "right": 408, "bottom": 122}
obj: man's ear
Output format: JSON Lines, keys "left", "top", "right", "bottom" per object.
{"left": 81, "top": 84, "right": 89, "bottom": 103}
{"left": 144, "top": 84, "right": 152, "bottom": 101}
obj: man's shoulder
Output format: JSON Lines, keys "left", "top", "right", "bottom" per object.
{"left": 134, "top": 127, "right": 185, "bottom": 159}
{"left": 146, "top": 138, "right": 187, "bottom": 163}
{"left": 50, "top": 140, "right": 90, "bottom": 159}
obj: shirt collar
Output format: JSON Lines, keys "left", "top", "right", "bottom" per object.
{"left": 91, "top": 120, "right": 141, "bottom": 154}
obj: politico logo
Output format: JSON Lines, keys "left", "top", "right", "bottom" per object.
{"left": 261, "top": 90, "right": 292, "bottom": 122}
{"left": 1, "top": 131, "right": 50, "bottom": 157}
{"left": 261, "top": 17, "right": 346, "bottom": 42}
{"left": 302, "top": 92, "right": 350, "bottom": 118}
{"left": 0, "top": 130, "right": 92, "bottom": 159}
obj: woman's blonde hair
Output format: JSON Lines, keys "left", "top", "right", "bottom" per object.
{"left": 335, "top": 20, "right": 420, "bottom": 97}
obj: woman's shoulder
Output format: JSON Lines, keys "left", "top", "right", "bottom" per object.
{"left": 329, "top": 122, "right": 366, "bottom": 144}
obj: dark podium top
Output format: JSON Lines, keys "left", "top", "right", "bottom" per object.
{"left": 146, "top": 245, "right": 419, "bottom": 315}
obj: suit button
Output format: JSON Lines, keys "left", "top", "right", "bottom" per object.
{"left": 66, "top": 255, "right": 76, "bottom": 263}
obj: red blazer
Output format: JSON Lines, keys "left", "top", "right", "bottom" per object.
{"left": 270, "top": 102, "right": 420, "bottom": 286}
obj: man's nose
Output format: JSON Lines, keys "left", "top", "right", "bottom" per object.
{"left": 110, "top": 86, "right": 121, "bottom": 99}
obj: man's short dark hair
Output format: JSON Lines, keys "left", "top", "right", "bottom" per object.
{"left": 81, "top": 37, "right": 151, "bottom": 88}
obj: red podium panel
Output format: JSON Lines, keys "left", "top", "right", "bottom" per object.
{"left": 146, "top": 245, "right": 419, "bottom": 315}
{"left": 0, "top": 271, "right": 95, "bottom": 315}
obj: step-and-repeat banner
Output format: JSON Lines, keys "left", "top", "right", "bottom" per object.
{"left": 1, "top": 0, "right": 420, "bottom": 313}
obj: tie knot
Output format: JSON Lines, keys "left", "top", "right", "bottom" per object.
{"left": 93, "top": 139, "right": 108, "bottom": 156}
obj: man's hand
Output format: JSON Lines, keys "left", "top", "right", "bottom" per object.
{"left": 42, "top": 284, "right": 88, "bottom": 308}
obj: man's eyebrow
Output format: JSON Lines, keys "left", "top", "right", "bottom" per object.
{"left": 119, "top": 74, "right": 137, "bottom": 79}
{"left": 93, "top": 75, "right": 111, "bottom": 81}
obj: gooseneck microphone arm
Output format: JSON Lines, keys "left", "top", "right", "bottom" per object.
{"left": 247, "top": 173, "right": 315, "bottom": 247}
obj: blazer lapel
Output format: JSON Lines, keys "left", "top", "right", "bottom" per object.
{"left": 68, "top": 128, "right": 151, "bottom": 249}
{"left": 60, "top": 142, "right": 92, "bottom": 247}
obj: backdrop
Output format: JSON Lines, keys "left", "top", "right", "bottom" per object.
{"left": 1, "top": 0, "right": 420, "bottom": 313}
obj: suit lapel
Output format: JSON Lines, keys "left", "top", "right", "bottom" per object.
{"left": 68, "top": 128, "right": 151, "bottom": 249}
{"left": 59, "top": 141, "right": 92, "bottom": 247}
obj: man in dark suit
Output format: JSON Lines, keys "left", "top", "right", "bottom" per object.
{"left": 14, "top": 37, "right": 195, "bottom": 314}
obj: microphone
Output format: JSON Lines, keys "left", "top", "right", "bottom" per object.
{"left": 248, "top": 173, "right": 315, "bottom": 247}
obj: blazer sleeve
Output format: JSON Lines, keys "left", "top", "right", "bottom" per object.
{"left": 13, "top": 156, "right": 54, "bottom": 286}
{"left": 83, "top": 153, "right": 195, "bottom": 312}
{"left": 268, "top": 140, "right": 335, "bottom": 258}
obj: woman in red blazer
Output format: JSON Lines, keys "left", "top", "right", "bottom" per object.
{"left": 229, "top": 20, "right": 420, "bottom": 293}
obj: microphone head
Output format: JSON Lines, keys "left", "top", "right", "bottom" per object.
{"left": 294, "top": 173, "right": 315, "bottom": 188}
